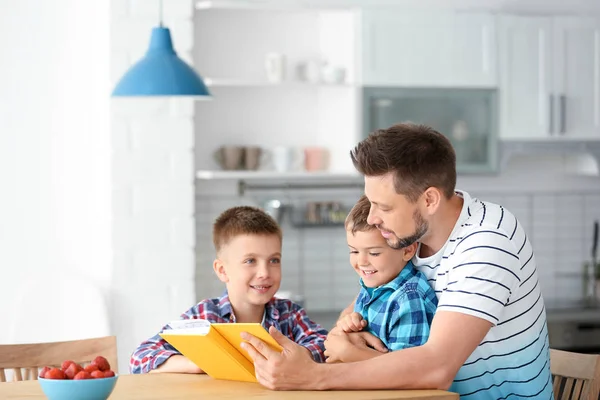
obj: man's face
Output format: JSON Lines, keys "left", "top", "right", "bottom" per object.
{"left": 364, "top": 174, "right": 428, "bottom": 249}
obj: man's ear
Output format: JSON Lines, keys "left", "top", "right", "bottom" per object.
{"left": 421, "top": 187, "right": 442, "bottom": 216}
{"left": 402, "top": 242, "right": 418, "bottom": 261}
{"left": 213, "top": 258, "right": 228, "bottom": 283}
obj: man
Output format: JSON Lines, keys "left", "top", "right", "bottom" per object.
{"left": 241, "top": 123, "right": 553, "bottom": 399}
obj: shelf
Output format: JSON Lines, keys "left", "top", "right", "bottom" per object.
{"left": 196, "top": 170, "right": 360, "bottom": 180}
{"left": 196, "top": 170, "right": 363, "bottom": 195}
{"left": 205, "top": 79, "right": 355, "bottom": 88}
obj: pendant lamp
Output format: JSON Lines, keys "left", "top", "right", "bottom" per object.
{"left": 112, "top": 1, "right": 211, "bottom": 97}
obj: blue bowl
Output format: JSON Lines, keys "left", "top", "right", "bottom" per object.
{"left": 38, "top": 375, "right": 118, "bottom": 400}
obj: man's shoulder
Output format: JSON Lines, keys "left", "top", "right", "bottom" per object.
{"left": 458, "top": 196, "right": 520, "bottom": 238}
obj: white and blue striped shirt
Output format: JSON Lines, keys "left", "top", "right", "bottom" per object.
{"left": 413, "top": 190, "right": 553, "bottom": 400}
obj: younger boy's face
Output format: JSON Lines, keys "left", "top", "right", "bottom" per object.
{"left": 214, "top": 234, "right": 282, "bottom": 308}
{"left": 347, "top": 229, "right": 416, "bottom": 288}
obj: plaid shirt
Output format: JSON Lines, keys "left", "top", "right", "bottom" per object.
{"left": 130, "top": 292, "right": 328, "bottom": 373}
{"left": 354, "top": 261, "right": 438, "bottom": 351}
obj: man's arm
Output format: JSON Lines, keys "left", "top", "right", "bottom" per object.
{"left": 320, "top": 311, "right": 492, "bottom": 390}
{"left": 242, "top": 311, "right": 491, "bottom": 390}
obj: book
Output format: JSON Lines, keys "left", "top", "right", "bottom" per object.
{"left": 159, "top": 319, "right": 283, "bottom": 383}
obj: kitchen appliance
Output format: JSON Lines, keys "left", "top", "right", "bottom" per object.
{"left": 548, "top": 319, "right": 600, "bottom": 355}
{"left": 362, "top": 87, "right": 498, "bottom": 173}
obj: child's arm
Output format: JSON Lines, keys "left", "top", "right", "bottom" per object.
{"left": 336, "top": 296, "right": 357, "bottom": 324}
{"left": 324, "top": 330, "right": 383, "bottom": 363}
{"left": 288, "top": 304, "right": 329, "bottom": 363}
{"left": 130, "top": 300, "right": 221, "bottom": 374}
{"left": 150, "top": 355, "right": 202, "bottom": 374}
{"left": 130, "top": 328, "right": 188, "bottom": 374}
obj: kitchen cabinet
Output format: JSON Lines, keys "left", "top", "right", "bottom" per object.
{"left": 361, "top": 11, "right": 497, "bottom": 88}
{"left": 499, "top": 15, "right": 600, "bottom": 139}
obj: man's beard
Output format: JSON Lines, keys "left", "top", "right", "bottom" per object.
{"left": 384, "top": 210, "right": 428, "bottom": 250}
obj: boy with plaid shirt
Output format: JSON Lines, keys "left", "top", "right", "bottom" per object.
{"left": 130, "top": 206, "right": 327, "bottom": 374}
{"left": 325, "top": 195, "right": 437, "bottom": 362}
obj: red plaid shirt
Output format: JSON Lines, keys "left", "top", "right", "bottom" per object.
{"left": 130, "top": 292, "right": 328, "bottom": 373}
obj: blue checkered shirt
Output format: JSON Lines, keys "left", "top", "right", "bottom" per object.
{"left": 354, "top": 261, "right": 438, "bottom": 351}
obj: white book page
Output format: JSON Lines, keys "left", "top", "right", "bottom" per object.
{"left": 163, "top": 319, "right": 211, "bottom": 335}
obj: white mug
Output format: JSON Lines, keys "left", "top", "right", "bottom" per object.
{"left": 262, "top": 146, "right": 304, "bottom": 172}
{"left": 265, "top": 53, "right": 286, "bottom": 83}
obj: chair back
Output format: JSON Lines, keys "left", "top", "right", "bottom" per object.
{"left": 550, "top": 348, "right": 600, "bottom": 400}
{"left": 0, "top": 336, "right": 117, "bottom": 382}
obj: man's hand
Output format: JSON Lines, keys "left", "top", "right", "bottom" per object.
{"left": 336, "top": 312, "right": 367, "bottom": 333}
{"left": 323, "top": 331, "right": 352, "bottom": 363}
{"left": 240, "top": 326, "right": 325, "bottom": 390}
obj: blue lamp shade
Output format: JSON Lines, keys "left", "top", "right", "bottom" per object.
{"left": 112, "top": 26, "right": 211, "bottom": 97}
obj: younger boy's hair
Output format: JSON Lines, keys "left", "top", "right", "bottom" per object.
{"left": 345, "top": 195, "right": 376, "bottom": 235}
{"left": 212, "top": 206, "right": 282, "bottom": 253}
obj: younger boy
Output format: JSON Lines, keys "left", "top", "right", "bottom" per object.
{"left": 326, "top": 195, "right": 437, "bottom": 363}
{"left": 130, "top": 206, "right": 328, "bottom": 374}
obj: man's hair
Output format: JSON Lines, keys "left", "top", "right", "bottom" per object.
{"left": 345, "top": 195, "right": 376, "bottom": 235}
{"left": 212, "top": 206, "right": 282, "bottom": 253}
{"left": 350, "top": 123, "right": 456, "bottom": 202}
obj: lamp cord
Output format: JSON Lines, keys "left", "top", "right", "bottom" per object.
{"left": 158, "top": 0, "right": 163, "bottom": 27}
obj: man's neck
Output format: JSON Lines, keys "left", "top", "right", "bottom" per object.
{"left": 419, "top": 194, "right": 464, "bottom": 258}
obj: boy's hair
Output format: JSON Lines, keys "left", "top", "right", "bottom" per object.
{"left": 212, "top": 206, "right": 282, "bottom": 253}
{"left": 345, "top": 195, "right": 376, "bottom": 235}
{"left": 350, "top": 123, "right": 456, "bottom": 203}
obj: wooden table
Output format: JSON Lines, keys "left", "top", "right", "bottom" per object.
{"left": 0, "top": 373, "right": 458, "bottom": 399}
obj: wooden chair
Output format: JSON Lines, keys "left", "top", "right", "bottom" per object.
{"left": 550, "top": 348, "right": 600, "bottom": 400}
{"left": 0, "top": 336, "right": 117, "bottom": 382}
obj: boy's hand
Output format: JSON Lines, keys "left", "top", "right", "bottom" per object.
{"left": 336, "top": 312, "right": 367, "bottom": 333}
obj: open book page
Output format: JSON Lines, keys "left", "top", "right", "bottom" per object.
{"left": 164, "top": 319, "right": 211, "bottom": 335}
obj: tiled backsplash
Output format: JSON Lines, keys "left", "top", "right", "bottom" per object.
{"left": 195, "top": 184, "right": 600, "bottom": 312}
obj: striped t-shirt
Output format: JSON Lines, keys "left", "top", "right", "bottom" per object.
{"left": 413, "top": 190, "right": 553, "bottom": 400}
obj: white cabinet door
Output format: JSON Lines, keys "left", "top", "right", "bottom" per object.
{"left": 553, "top": 17, "right": 600, "bottom": 138}
{"left": 361, "top": 11, "right": 496, "bottom": 87}
{"left": 498, "top": 16, "right": 553, "bottom": 139}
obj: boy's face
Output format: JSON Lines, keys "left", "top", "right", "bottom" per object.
{"left": 213, "top": 234, "right": 282, "bottom": 309}
{"left": 347, "top": 228, "right": 417, "bottom": 288}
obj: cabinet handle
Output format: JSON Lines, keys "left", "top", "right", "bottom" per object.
{"left": 549, "top": 94, "right": 554, "bottom": 135}
{"left": 560, "top": 94, "right": 566, "bottom": 134}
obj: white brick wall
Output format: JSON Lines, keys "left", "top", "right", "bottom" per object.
{"left": 110, "top": 0, "right": 196, "bottom": 373}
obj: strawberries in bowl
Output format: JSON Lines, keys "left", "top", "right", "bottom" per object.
{"left": 38, "top": 356, "right": 118, "bottom": 400}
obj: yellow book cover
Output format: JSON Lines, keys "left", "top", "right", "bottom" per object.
{"left": 159, "top": 319, "right": 282, "bottom": 383}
